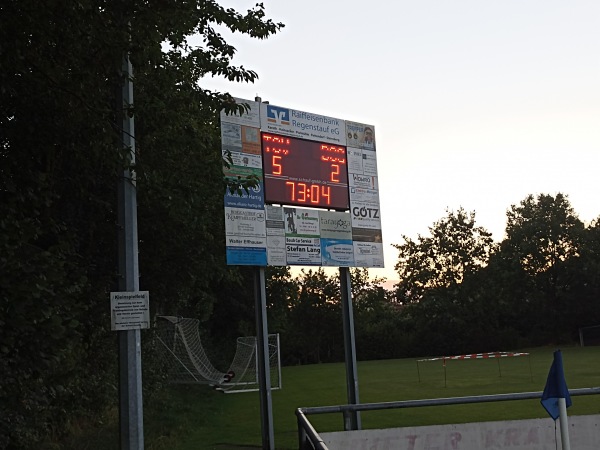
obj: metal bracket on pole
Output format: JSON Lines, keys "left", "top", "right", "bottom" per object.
{"left": 254, "top": 267, "right": 275, "bottom": 449}
{"left": 117, "top": 53, "right": 144, "bottom": 450}
{"left": 339, "top": 267, "right": 361, "bottom": 430}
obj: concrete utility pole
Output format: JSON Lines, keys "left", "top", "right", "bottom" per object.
{"left": 254, "top": 268, "right": 275, "bottom": 449}
{"left": 117, "top": 53, "right": 144, "bottom": 450}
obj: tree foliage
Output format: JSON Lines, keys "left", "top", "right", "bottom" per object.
{"left": 503, "top": 193, "right": 584, "bottom": 276}
{"left": 1, "top": 0, "right": 282, "bottom": 447}
{"left": 284, "top": 269, "right": 342, "bottom": 364}
{"left": 391, "top": 193, "right": 600, "bottom": 354}
{"left": 393, "top": 207, "right": 496, "bottom": 304}
{"left": 497, "top": 193, "right": 587, "bottom": 342}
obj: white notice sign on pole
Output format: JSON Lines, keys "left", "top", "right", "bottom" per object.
{"left": 110, "top": 291, "right": 150, "bottom": 331}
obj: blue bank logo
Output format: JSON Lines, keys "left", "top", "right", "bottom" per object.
{"left": 266, "top": 105, "right": 290, "bottom": 125}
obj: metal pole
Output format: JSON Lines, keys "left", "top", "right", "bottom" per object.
{"left": 444, "top": 359, "right": 447, "bottom": 388}
{"left": 276, "top": 333, "right": 282, "bottom": 389}
{"left": 254, "top": 267, "right": 275, "bottom": 449}
{"left": 117, "top": 53, "right": 144, "bottom": 450}
{"left": 558, "top": 397, "right": 571, "bottom": 450}
{"left": 339, "top": 267, "right": 361, "bottom": 430}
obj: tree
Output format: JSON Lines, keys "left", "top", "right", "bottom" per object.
{"left": 499, "top": 193, "right": 585, "bottom": 342}
{"left": 393, "top": 207, "right": 496, "bottom": 304}
{"left": 133, "top": 0, "right": 283, "bottom": 315}
{"left": 1, "top": 3, "right": 130, "bottom": 445}
{"left": 346, "top": 269, "right": 410, "bottom": 359}
{"left": 285, "top": 269, "right": 342, "bottom": 364}
{"left": 504, "top": 193, "right": 583, "bottom": 275}
{"left": 266, "top": 266, "right": 298, "bottom": 332}
{"left": 0, "top": 1, "right": 283, "bottom": 446}
{"left": 568, "top": 218, "right": 600, "bottom": 328}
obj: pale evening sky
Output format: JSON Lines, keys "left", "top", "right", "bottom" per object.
{"left": 199, "top": 1, "right": 600, "bottom": 284}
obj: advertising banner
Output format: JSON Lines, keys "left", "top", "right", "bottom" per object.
{"left": 345, "top": 121, "right": 376, "bottom": 151}
{"left": 224, "top": 180, "right": 264, "bottom": 210}
{"left": 224, "top": 207, "right": 266, "bottom": 237}
{"left": 226, "top": 246, "right": 267, "bottom": 266}
{"left": 284, "top": 207, "right": 320, "bottom": 238}
{"left": 319, "top": 211, "right": 353, "bottom": 240}
{"left": 347, "top": 147, "right": 378, "bottom": 176}
{"left": 321, "top": 239, "right": 354, "bottom": 266}
{"left": 285, "top": 237, "right": 321, "bottom": 265}
{"left": 220, "top": 97, "right": 260, "bottom": 127}
{"left": 260, "top": 103, "right": 346, "bottom": 145}
{"left": 266, "top": 206, "right": 286, "bottom": 265}
{"left": 353, "top": 242, "right": 384, "bottom": 268}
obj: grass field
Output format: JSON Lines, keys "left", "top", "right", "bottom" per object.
{"left": 66, "top": 346, "right": 600, "bottom": 449}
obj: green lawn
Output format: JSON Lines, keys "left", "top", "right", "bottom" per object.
{"left": 65, "top": 346, "right": 600, "bottom": 449}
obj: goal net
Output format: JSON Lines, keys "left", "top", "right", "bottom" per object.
{"left": 155, "top": 316, "right": 282, "bottom": 393}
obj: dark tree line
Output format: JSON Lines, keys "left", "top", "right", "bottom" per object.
{"left": 251, "top": 195, "right": 600, "bottom": 368}
{"left": 392, "top": 195, "right": 600, "bottom": 355}
{"left": 227, "top": 194, "right": 600, "bottom": 370}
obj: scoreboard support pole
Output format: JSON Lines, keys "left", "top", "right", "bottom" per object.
{"left": 254, "top": 267, "right": 275, "bottom": 450}
{"left": 339, "top": 267, "right": 361, "bottom": 431}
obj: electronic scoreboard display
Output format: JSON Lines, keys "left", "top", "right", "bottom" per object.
{"left": 261, "top": 133, "right": 350, "bottom": 210}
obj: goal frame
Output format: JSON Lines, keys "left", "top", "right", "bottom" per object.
{"left": 579, "top": 324, "right": 600, "bottom": 347}
{"left": 155, "top": 315, "right": 282, "bottom": 394}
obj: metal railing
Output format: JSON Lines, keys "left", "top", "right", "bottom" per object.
{"left": 295, "top": 387, "right": 600, "bottom": 450}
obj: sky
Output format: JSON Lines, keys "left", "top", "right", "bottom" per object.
{"left": 199, "top": 1, "right": 600, "bottom": 284}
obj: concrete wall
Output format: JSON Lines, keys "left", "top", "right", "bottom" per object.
{"left": 320, "top": 414, "right": 600, "bottom": 450}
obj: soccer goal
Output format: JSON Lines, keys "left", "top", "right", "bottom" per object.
{"left": 579, "top": 325, "right": 600, "bottom": 347}
{"left": 155, "top": 316, "right": 282, "bottom": 393}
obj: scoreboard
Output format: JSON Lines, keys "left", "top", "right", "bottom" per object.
{"left": 262, "top": 133, "right": 350, "bottom": 210}
{"left": 221, "top": 98, "right": 383, "bottom": 268}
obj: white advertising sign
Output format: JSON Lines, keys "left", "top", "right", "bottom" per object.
{"left": 285, "top": 237, "right": 321, "bottom": 265}
{"left": 351, "top": 201, "right": 382, "bottom": 230}
{"left": 322, "top": 240, "right": 355, "bottom": 267}
{"left": 347, "top": 148, "right": 364, "bottom": 174}
{"left": 345, "top": 121, "right": 376, "bottom": 150}
{"left": 349, "top": 173, "right": 378, "bottom": 190}
{"left": 349, "top": 186, "right": 380, "bottom": 205}
{"left": 284, "top": 207, "right": 320, "bottom": 237}
{"left": 260, "top": 103, "right": 346, "bottom": 145}
{"left": 221, "top": 124, "right": 261, "bottom": 156}
{"left": 224, "top": 207, "right": 266, "bottom": 237}
{"left": 110, "top": 291, "right": 150, "bottom": 331}
{"left": 353, "top": 242, "right": 384, "bottom": 268}
{"left": 347, "top": 147, "right": 378, "bottom": 176}
{"left": 319, "top": 211, "right": 352, "bottom": 240}
{"left": 223, "top": 150, "right": 262, "bottom": 169}
{"left": 267, "top": 235, "right": 287, "bottom": 266}
{"left": 221, "top": 122, "right": 242, "bottom": 149}
{"left": 266, "top": 206, "right": 286, "bottom": 265}
{"left": 220, "top": 97, "right": 260, "bottom": 127}
{"left": 226, "top": 235, "right": 267, "bottom": 248}
{"left": 266, "top": 205, "right": 285, "bottom": 235}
